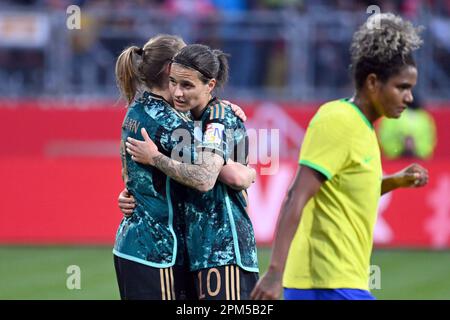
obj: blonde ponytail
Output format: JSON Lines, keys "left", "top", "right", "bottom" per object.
{"left": 115, "top": 46, "right": 142, "bottom": 105}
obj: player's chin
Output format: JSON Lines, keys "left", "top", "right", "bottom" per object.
{"left": 385, "top": 110, "right": 403, "bottom": 119}
{"left": 173, "top": 101, "right": 189, "bottom": 112}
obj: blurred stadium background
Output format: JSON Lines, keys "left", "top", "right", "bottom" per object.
{"left": 1, "top": 0, "right": 450, "bottom": 300}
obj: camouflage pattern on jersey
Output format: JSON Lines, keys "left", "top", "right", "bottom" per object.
{"left": 176, "top": 99, "right": 259, "bottom": 272}
{"left": 114, "top": 91, "right": 194, "bottom": 268}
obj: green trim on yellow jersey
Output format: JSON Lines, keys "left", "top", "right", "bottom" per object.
{"left": 341, "top": 99, "right": 374, "bottom": 130}
{"left": 285, "top": 98, "right": 382, "bottom": 291}
{"left": 299, "top": 159, "right": 332, "bottom": 180}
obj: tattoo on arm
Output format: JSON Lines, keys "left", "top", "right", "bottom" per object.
{"left": 153, "top": 151, "right": 224, "bottom": 192}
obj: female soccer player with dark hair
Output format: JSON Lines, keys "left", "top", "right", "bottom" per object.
{"left": 251, "top": 13, "right": 429, "bottom": 300}
{"left": 125, "top": 44, "right": 259, "bottom": 300}
{"left": 114, "top": 36, "right": 252, "bottom": 300}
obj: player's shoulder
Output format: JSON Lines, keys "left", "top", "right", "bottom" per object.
{"left": 205, "top": 99, "right": 227, "bottom": 120}
{"left": 134, "top": 91, "right": 168, "bottom": 116}
{"left": 207, "top": 99, "right": 244, "bottom": 128}
{"left": 140, "top": 92, "right": 186, "bottom": 124}
{"left": 317, "top": 99, "right": 356, "bottom": 119}
{"left": 311, "top": 99, "right": 357, "bottom": 128}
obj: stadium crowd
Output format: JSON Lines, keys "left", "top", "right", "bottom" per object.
{"left": 0, "top": 0, "right": 449, "bottom": 99}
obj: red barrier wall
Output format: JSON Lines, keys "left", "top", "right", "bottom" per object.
{"left": 248, "top": 160, "right": 450, "bottom": 248}
{"left": 1, "top": 100, "right": 449, "bottom": 247}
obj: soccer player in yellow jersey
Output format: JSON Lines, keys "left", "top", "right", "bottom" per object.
{"left": 251, "top": 13, "right": 429, "bottom": 300}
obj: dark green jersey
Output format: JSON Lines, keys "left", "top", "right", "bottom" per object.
{"left": 114, "top": 91, "right": 194, "bottom": 268}
{"left": 175, "top": 99, "right": 259, "bottom": 272}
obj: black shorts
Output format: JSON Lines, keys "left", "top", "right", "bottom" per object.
{"left": 113, "top": 255, "right": 196, "bottom": 300}
{"left": 193, "top": 265, "right": 259, "bottom": 300}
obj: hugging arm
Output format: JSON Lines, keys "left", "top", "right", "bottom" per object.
{"left": 151, "top": 149, "right": 224, "bottom": 192}
{"left": 218, "top": 160, "right": 255, "bottom": 190}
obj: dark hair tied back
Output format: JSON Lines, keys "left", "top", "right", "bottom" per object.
{"left": 173, "top": 44, "right": 229, "bottom": 88}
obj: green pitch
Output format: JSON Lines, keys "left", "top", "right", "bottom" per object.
{"left": 0, "top": 246, "right": 449, "bottom": 299}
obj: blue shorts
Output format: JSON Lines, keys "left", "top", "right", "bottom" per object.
{"left": 284, "top": 288, "right": 376, "bottom": 300}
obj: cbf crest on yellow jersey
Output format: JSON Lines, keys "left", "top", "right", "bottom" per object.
{"left": 283, "top": 98, "right": 382, "bottom": 290}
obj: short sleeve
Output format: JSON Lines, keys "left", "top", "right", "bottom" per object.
{"left": 197, "top": 102, "right": 232, "bottom": 163}
{"left": 299, "top": 112, "right": 351, "bottom": 180}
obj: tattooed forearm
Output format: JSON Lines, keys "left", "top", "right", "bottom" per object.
{"left": 153, "top": 151, "right": 224, "bottom": 192}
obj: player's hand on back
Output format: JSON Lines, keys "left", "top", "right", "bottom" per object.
{"left": 250, "top": 269, "right": 283, "bottom": 300}
{"left": 126, "top": 128, "right": 160, "bottom": 166}
{"left": 118, "top": 188, "right": 136, "bottom": 217}
{"left": 395, "top": 163, "right": 429, "bottom": 188}
{"left": 222, "top": 99, "right": 247, "bottom": 122}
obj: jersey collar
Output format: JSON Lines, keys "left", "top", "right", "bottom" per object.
{"left": 341, "top": 98, "right": 374, "bottom": 131}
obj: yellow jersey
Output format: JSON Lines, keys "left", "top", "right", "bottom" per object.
{"left": 283, "top": 99, "right": 382, "bottom": 290}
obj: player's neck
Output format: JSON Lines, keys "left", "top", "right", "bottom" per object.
{"left": 150, "top": 87, "right": 172, "bottom": 104}
{"left": 351, "top": 94, "right": 381, "bottom": 124}
{"left": 190, "top": 94, "right": 213, "bottom": 119}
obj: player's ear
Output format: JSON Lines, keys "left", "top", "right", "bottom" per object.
{"left": 366, "top": 73, "right": 380, "bottom": 93}
{"left": 165, "top": 62, "right": 172, "bottom": 74}
{"left": 207, "top": 78, "right": 216, "bottom": 94}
